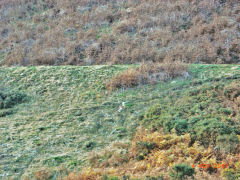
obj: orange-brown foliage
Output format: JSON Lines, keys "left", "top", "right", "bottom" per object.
{"left": 61, "top": 128, "right": 240, "bottom": 180}
{"left": 106, "top": 62, "right": 188, "bottom": 91}
{"left": 0, "top": 0, "right": 239, "bottom": 66}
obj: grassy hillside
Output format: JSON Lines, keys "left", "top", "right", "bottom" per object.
{"left": 0, "top": 64, "right": 239, "bottom": 179}
{"left": 0, "top": 0, "right": 239, "bottom": 66}
{"left": 1, "top": 1, "right": 239, "bottom": 179}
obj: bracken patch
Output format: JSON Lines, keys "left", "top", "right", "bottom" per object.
{"left": 106, "top": 62, "right": 189, "bottom": 91}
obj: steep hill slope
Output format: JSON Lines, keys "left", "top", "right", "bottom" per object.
{"left": 0, "top": 64, "right": 239, "bottom": 179}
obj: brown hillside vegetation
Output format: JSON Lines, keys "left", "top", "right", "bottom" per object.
{"left": 106, "top": 62, "right": 189, "bottom": 91}
{"left": 0, "top": 0, "right": 239, "bottom": 66}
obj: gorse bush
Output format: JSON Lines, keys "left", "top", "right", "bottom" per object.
{"left": 0, "top": 109, "right": 13, "bottom": 117}
{"left": 0, "top": 0, "right": 239, "bottom": 66}
{"left": 136, "top": 141, "right": 158, "bottom": 160}
{"left": 0, "top": 90, "right": 26, "bottom": 118}
{"left": 169, "top": 164, "right": 195, "bottom": 180}
{"left": 0, "top": 90, "right": 26, "bottom": 109}
{"left": 142, "top": 81, "right": 240, "bottom": 153}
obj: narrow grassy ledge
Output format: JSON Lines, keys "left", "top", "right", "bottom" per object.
{"left": 0, "top": 64, "right": 239, "bottom": 179}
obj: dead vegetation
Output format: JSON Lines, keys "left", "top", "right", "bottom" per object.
{"left": 60, "top": 129, "right": 240, "bottom": 180}
{"left": 106, "top": 62, "right": 189, "bottom": 91}
{"left": 0, "top": 0, "right": 239, "bottom": 66}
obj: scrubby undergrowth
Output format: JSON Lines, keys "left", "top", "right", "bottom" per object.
{"left": 142, "top": 81, "right": 240, "bottom": 153}
{"left": 62, "top": 130, "right": 239, "bottom": 180}
{"left": 0, "top": 0, "right": 240, "bottom": 66}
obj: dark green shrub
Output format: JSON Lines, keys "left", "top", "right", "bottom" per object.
{"left": 0, "top": 91, "right": 26, "bottom": 109}
{"left": 136, "top": 141, "right": 158, "bottom": 160}
{"left": 0, "top": 95, "right": 3, "bottom": 109}
{"left": 84, "top": 141, "right": 96, "bottom": 150}
{"left": 170, "top": 164, "right": 195, "bottom": 180}
{"left": 163, "top": 119, "right": 175, "bottom": 133}
{"left": 220, "top": 108, "right": 232, "bottom": 115}
{"left": 0, "top": 109, "right": 14, "bottom": 117}
{"left": 194, "top": 119, "right": 234, "bottom": 147}
{"left": 174, "top": 119, "right": 188, "bottom": 135}
{"left": 122, "top": 175, "right": 130, "bottom": 180}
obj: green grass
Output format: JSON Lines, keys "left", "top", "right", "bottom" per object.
{"left": 0, "top": 51, "right": 5, "bottom": 64}
{"left": 0, "top": 64, "right": 239, "bottom": 179}
{"left": 97, "top": 25, "right": 113, "bottom": 39}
